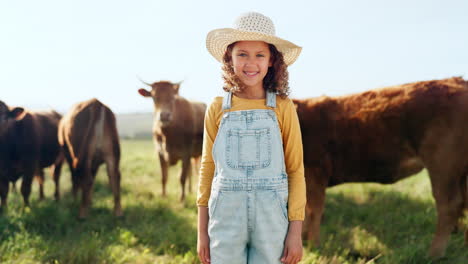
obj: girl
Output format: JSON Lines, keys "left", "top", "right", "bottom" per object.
{"left": 197, "top": 12, "right": 306, "bottom": 264}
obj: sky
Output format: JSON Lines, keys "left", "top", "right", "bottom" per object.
{"left": 1, "top": 0, "right": 467, "bottom": 113}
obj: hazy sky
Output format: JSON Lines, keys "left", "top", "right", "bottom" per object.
{"left": 1, "top": 0, "right": 467, "bottom": 113}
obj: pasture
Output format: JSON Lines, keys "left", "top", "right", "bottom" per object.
{"left": 0, "top": 140, "right": 466, "bottom": 264}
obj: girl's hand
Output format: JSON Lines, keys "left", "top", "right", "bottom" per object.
{"left": 197, "top": 231, "right": 211, "bottom": 264}
{"left": 281, "top": 221, "right": 303, "bottom": 264}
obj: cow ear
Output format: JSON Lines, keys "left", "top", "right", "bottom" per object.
{"left": 10, "top": 107, "right": 25, "bottom": 120}
{"left": 173, "top": 82, "right": 182, "bottom": 94}
{"left": 138, "top": 88, "right": 152, "bottom": 97}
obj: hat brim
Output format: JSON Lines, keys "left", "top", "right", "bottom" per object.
{"left": 206, "top": 28, "right": 302, "bottom": 66}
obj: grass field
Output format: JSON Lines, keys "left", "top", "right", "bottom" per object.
{"left": 0, "top": 140, "right": 466, "bottom": 264}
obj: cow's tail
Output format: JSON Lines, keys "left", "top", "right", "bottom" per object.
{"left": 71, "top": 102, "right": 100, "bottom": 169}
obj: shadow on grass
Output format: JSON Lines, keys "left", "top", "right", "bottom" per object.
{"left": 311, "top": 190, "right": 467, "bottom": 263}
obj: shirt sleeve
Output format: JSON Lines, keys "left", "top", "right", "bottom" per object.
{"left": 281, "top": 98, "right": 306, "bottom": 221}
{"left": 196, "top": 99, "right": 220, "bottom": 207}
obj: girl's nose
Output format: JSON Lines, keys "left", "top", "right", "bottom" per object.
{"left": 245, "top": 57, "right": 256, "bottom": 67}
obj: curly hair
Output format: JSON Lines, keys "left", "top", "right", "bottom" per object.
{"left": 221, "top": 42, "right": 290, "bottom": 98}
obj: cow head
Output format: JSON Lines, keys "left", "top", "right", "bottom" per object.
{"left": 0, "top": 101, "right": 25, "bottom": 136}
{"left": 138, "top": 80, "right": 182, "bottom": 127}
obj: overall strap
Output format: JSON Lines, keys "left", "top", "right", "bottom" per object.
{"left": 266, "top": 90, "right": 277, "bottom": 108}
{"left": 222, "top": 92, "right": 233, "bottom": 110}
{"left": 223, "top": 90, "right": 276, "bottom": 110}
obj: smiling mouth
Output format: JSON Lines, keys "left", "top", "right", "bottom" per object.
{"left": 244, "top": 71, "right": 259, "bottom": 77}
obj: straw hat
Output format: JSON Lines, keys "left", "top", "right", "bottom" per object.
{"left": 206, "top": 12, "right": 302, "bottom": 66}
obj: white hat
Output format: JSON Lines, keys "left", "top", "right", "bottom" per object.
{"left": 206, "top": 12, "right": 302, "bottom": 66}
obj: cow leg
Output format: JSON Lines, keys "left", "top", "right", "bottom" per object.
{"left": 36, "top": 169, "right": 45, "bottom": 200}
{"left": 63, "top": 146, "right": 79, "bottom": 200}
{"left": 158, "top": 153, "right": 169, "bottom": 197}
{"left": 79, "top": 161, "right": 101, "bottom": 218}
{"left": 71, "top": 166, "right": 80, "bottom": 202}
{"left": 0, "top": 179, "right": 9, "bottom": 211}
{"left": 79, "top": 166, "right": 94, "bottom": 219}
{"left": 303, "top": 167, "right": 327, "bottom": 247}
{"left": 304, "top": 185, "right": 326, "bottom": 247}
{"left": 52, "top": 156, "right": 64, "bottom": 201}
{"left": 179, "top": 157, "right": 191, "bottom": 201}
{"left": 105, "top": 157, "right": 122, "bottom": 217}
{"left": 20, "top": 171, "right": 34, "bottom": 207}
{"left": 188, "top": 158, "right": 195, "bottom": 193}
{"left": 427, "top": 169, "right": 465, "bottom": 259}
{"left": 190, "top": 156, "right": 201, "bottom": 193}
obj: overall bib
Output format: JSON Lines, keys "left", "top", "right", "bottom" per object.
{"left": 208, "top": 91, "right": 289, "bottom": 264}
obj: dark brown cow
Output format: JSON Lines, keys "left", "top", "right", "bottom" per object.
{"left": 294, "top": 77, "right": 468, "bottom": 258}
{"left": 58, "top": 98, "right": 122, "bottom": 218}
{"left": 0, "top": 101, "right": 63, "bottom": 211}
{"left": 138, "top": 80, "right": 206, "bottom": 201}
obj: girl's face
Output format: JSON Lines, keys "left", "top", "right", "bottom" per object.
{"left": 231, "top": 41, "right": 272, "bottom": 92}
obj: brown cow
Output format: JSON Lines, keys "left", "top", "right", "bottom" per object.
{"left": 138, "top": 80, "right": 206, "bottom": 201}
{"left": 0, "top": 101, "right": 63, "bottom": 211}
{"left": 294, "top": 77, "right": 468, "bottom": 258}
{"left": 58, "top": 98, "right": 122, "bottom": 218}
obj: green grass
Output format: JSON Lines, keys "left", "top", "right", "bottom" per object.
{"left": 1, "top": 139, "right": 466, "bottom": 263}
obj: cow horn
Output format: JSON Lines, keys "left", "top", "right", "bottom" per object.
{"left": 137, "top": 76, "right": 152, "bottom": 86}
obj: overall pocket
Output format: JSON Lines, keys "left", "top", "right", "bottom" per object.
{"left": 208, "top": 190, "right": 223, "bottom": 219}
{"left": 274, "top": 189, "right": 289, "bottom": 223}
{"left": 225, "top": 128, "right": 271, "bottom": 170}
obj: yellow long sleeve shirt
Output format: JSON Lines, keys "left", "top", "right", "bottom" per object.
{"left": 197, "top": 94, "right": 306, "bottom": 221}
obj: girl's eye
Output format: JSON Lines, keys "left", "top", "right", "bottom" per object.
{"left": 256, "top": 54, "right": 265, "bottom": 57}
{"left": 237, "top": 53, "right": 247, "bottom": 57}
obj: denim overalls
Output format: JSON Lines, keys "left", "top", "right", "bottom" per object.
{"left": 208, "top": 91, "right": 289, "bottom": 264}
